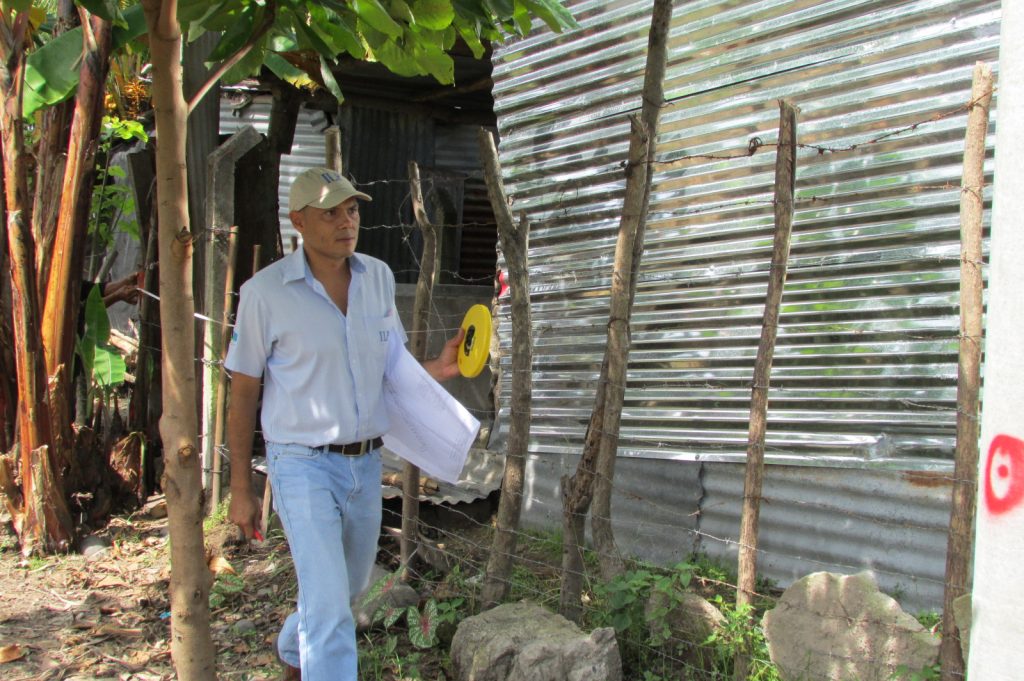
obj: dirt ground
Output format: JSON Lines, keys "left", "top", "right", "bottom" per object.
{"left": 0, "top": 495, "right": 495, "bottom": 681}
{"left": 0, "top": 499, "right": 303, "bottom": 681}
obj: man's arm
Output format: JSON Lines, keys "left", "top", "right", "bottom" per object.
{"left": 422, "top": 328, "right": 465, "bottom": 383}
{"left": 227, "top": 371, "right": 263, "bottom": 539}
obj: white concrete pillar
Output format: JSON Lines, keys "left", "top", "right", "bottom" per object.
{"left": 968, "top": 4, "right": 1024, "bottom": 677}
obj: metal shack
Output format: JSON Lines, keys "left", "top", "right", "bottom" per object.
{"left": 488, "top": 0, "right": 999, "bottom": 612}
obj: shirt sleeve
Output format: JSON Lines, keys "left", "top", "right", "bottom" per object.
{"left": 224, "top": 281, "right": 270, "bottom": 378}
{"left": 386, "top": 267, "right": 409, "bottom": 345}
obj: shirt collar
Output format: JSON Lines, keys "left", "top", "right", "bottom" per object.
{"left": 281, "top": 246, "right": 366, "bottom": 284}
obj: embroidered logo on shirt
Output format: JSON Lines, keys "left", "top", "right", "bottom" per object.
{"left": 379, "top": 330, "right": 390, "bottom": 342}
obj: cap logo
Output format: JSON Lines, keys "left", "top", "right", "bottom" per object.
{"left": 320, "top": 171, "right": 341, "bottom": 184}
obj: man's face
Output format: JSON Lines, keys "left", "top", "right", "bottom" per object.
{"left": 290, "top": 197, "right": 361, "bottom": 262}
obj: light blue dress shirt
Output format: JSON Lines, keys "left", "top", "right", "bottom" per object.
{"left": 225, "top": 248, "right": 407, "bottom": 447}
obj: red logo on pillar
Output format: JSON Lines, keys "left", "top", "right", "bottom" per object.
{"left": 985, "top": 434, "right": 1024, "bottom": 515}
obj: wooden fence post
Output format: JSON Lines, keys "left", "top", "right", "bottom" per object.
{"left": 734, "top": 98, "right": 797, "bottom": 681}
{"left": 209, "top": 227, "right": 238, "bottom": 509}
{"left": 400, "top": 160, "right": 438, "bottom": 578}
{"left": 478, "top": 129, "right": 533, "bottom": 607}
{"left": 939, "top": 61, "right": 992, "bottom": 681}
{"left": 557, "top": 0, "right": 674, "bottom": 622}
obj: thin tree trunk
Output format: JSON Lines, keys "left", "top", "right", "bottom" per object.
{"left": 401, "top": 160, "right": 438, "bottom": 577}
{"left": 560, "top": 125, "right": 649, "bottom": 621}
{"left": 0, "top": 11, "right": 73, "bottom": 554}
{"left": 939, "top": 61, "right": 991, "bottom": 681}
{"left": 733, "top": 99, "right": 797, "bottom": 681}
{"left": 479, "top": 129, "right": 533, "bottom": 608}
{"left": 590, "top": 0, "right": 674, "bottom": 582}
{"left": 559, "top": 0, "right": 673, "bottom": 618}
{"left": 558, "top": 351, "right": 609, "bottom": 621}
{"left": 142, "top": 1, "right": 215, "bottom": 678}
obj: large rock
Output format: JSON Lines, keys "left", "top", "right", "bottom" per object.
{"left": 645, "top": 590, "right": 725, "bottom": 674}
{"left": 451, "top": 601, "right": 621, "bottom": 681}
{"left": 762, "top": 571, "right": 939, "bottom": 681}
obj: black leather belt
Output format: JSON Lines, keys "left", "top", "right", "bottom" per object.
{"left": 326, "top": 437, "right": 383, "bottom": 456}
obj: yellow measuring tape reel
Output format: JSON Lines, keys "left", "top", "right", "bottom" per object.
{"left": 458, "top": 304, "right": 492, "bottom": 378}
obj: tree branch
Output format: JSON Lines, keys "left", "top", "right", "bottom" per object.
{"left": 186, "top": 1, "right": 277, "bottom": 116}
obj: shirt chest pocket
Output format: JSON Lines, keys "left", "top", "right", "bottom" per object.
{"left": 357, "top": 314, "right": 394, "bottom": 380}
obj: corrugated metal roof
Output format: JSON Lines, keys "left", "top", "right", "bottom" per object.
{"left": 491, "top": 0, "right": 998, "bottom": 469}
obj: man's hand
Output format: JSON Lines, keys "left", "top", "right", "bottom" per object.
{"left": 228, "top": 489, "right": 263, "bottom": 541}
{"left": 423, "top": 327, "right": 465, "bottom": 383}
{"left": 101, "top": 271, "right": 142, "bottom": 306}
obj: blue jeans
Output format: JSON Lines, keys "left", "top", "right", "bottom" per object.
{"left": 267, "top": 442, "right": 382, "bottom": 681}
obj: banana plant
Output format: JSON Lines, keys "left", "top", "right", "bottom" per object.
{"left": 76, "top": 284, "right": 127, "bottom": 413}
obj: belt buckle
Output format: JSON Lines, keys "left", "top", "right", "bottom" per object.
{"left": 357, "top": 439, "right": 368, "bottom": 456}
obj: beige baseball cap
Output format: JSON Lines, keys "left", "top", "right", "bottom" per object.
{"left": 288, "top": 167, "right": 372, "bottom": 212}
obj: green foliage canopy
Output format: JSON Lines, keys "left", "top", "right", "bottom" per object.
{"left": 23, "top": 0, "right": 577, "bottom": 115}
{"left": 182, "top": 0, "right": 577, "bottom": 98}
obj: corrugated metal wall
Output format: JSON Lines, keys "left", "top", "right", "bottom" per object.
{"left": 490, "top": 0, "right": 999, "bottom": 610}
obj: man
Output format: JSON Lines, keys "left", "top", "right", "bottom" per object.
{"left": 225, "top": 167, "right": 463, "bottom": 680}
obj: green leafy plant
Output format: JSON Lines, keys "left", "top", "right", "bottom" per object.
{"left": 76, "top": 285, "right": 127, "bottom": 408}
{"left": 406, "top": 598, "right": 440, "bottom": 649}
{"left": 359, "top": 632, "right": 425, "bottom": 680}
{"left": 434, "top": 595, "right": 465, "bottom": 627}
{"left": 209, "top": 572, "right": 246, "bottom": 609}
{"left": 359, "top": 632, "right": 398, "bottom": 680}
{"left": 914, "top": 611, "right": 941, "bottom": 631}
{"left": 361, "top": 570, "right": 463, "bottom": 650}
{"left": 89, "top": 115, "right": 148, "bottom": 247}
{"left": 703, "top": 595, "right": 781, "bottom": 681}
{"left": 203, "top": 499, "right": 230, "bottom": 532}
{"left": 587, "top": 561, "right": 700, "bottom": 678}
{"left": 592, "top": 560, "right": 694, "bottom": 644}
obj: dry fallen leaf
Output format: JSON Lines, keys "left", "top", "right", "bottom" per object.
{"left": 94, "top": 575, "right": 129, "bottom": 588}
{"left": 0, "top": 644, "right": 26, "bottom": 663}
{"left": 91, "top": 624, "right": 143, "bottom": 637}
{"left": 208, "top": 555, "right": 236, "bottom": 576}
{"left": 128, "top": 650, "right": 152, "bottom": 667}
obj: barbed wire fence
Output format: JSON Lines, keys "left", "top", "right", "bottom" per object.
{"left": 100, "top": 76, "right": 995, "bottom": 680}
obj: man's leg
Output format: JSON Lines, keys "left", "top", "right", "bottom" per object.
{"left": 268, "top": 444, "right": 377, "bottom": 681}
{"left": 277, "top": 449, "right": 381, "bottom": 669}
{"left": 341, "top": 448, "right": 383, "bottom": 601}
